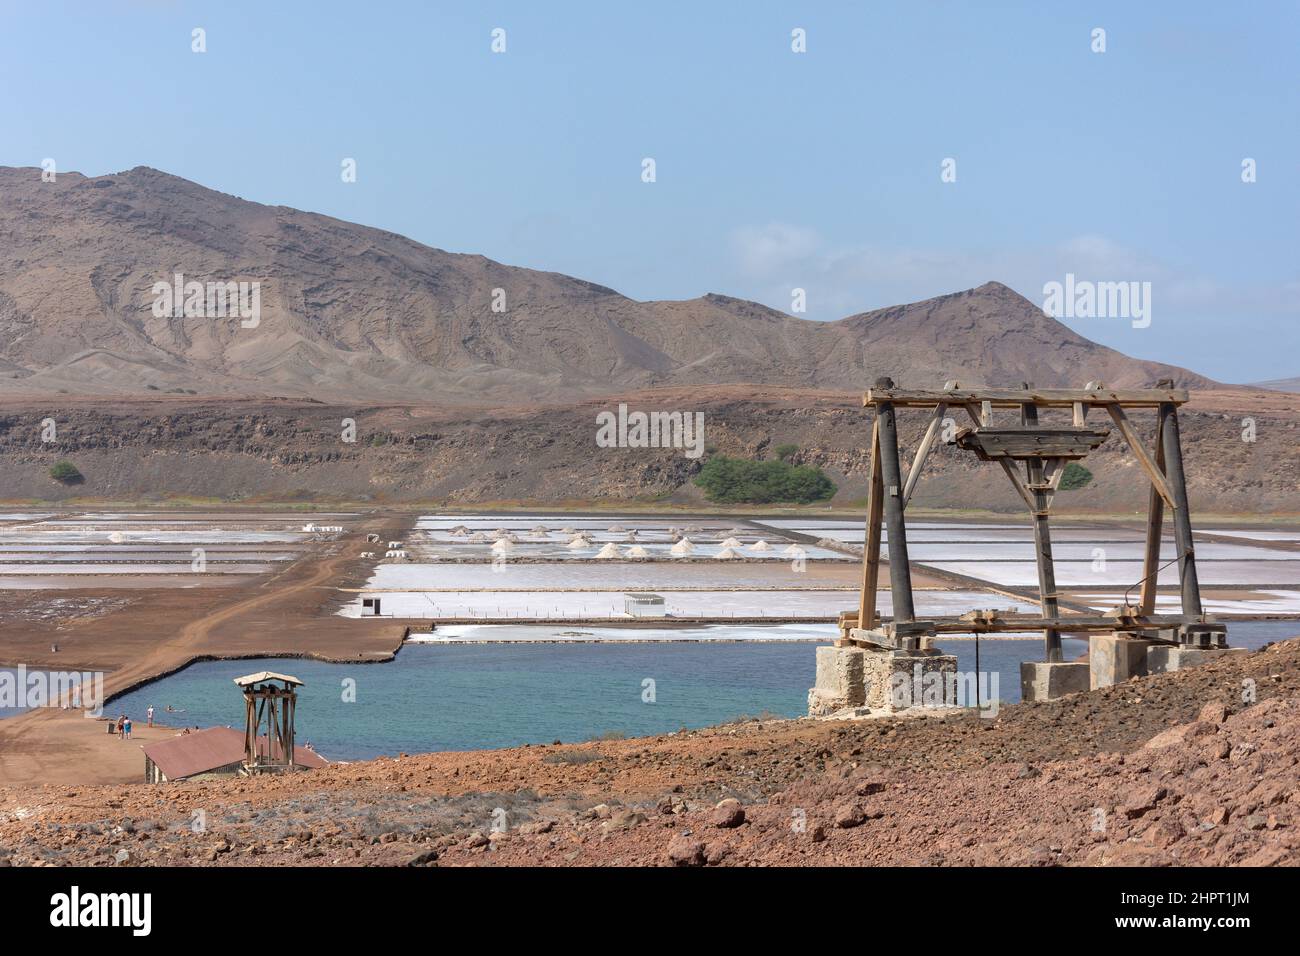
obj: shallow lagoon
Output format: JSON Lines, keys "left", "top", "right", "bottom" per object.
{"left": 100, "top": 623, "right": 1295, "bottom": 761}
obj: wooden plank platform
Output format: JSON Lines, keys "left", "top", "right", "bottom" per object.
{"left": 954, "top": 425, "right": 1111, "bottom": 461}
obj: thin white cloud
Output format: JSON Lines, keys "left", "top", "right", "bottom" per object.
{"left": 726, "top": 222, "right": 1298, "bottom": 321}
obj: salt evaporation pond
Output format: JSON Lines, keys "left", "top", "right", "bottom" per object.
{"left": 1083, "top": 591, "right": 1300, "bottom": 616}
{"left": 338, "top": 588, "right": 1029, "bottom": 619}
{"left": 907, "top": 541, "right": 1292, "bottom": 562}
{"left": 366, "top": 561, "right": 860, "bottom": 590}
{"left": 924, "top": 560, "right": 1300, "bottom": 588}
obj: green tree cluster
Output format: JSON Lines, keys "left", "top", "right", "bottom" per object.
{"left": 694, "top": 455, "right": 836, "bottom": 504}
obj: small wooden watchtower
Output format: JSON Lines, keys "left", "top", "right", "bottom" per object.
{"left": 234, "top": 671, "right": 303, "bottom": 774}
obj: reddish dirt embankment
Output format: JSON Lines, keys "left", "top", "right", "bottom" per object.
{"left": 1, "top": 637, "right": 1298, "bottom": 867}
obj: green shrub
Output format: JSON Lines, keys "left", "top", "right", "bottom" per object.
{"left": 693, "top": 455, "right": 836, "bottom": 504}
{"left": 773, "top": 443, "right": 799, "bottom": 462}
{"left": 1058, "top": 462, "right": 1093, "bottom": 490}
{"left": 49, "top": 460, "right": 82, "bottom": 483}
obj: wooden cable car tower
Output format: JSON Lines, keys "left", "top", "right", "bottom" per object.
{"left": 843, "top": 378, "right": 1227, "bottom": 660}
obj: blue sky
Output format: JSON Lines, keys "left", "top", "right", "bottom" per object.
{"left": 2, "top": 1, "right": 1297, "bottom": 382}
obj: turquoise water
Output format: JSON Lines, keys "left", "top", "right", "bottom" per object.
{"left": 96, "top": 622, "right": 1296, "bottom": 761}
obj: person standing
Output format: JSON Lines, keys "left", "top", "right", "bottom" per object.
{"left": 116, "top": 714, "right": 124, "bottom": 737}
{"left": 146, "top": 705, "right": 154, "bottom": 728}
{"left": 123, "top": 716, "right": 132, "bottom": 739}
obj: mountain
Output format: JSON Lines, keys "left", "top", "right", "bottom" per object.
{"left": 0, "top": 165, "right": 1217, "bottom": 401}
{"left": 1253, "top": 376, "right": 1300, "bottom": 393}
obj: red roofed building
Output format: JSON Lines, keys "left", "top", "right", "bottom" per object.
{"left": 141, "top": 726, "right": 327, "bottom": 783}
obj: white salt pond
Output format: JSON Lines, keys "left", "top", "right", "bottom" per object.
{"left": 0, "top": 530, "right": 309, "bottom": 544}
{"left": 0, "top": 511, "right": 320, "bottom": 588}
{"left": 1082, "top": 591, "right": 1300, "bottom": 616}
{"left": 366, "top": 561, "right": 860, "bottom": 590}
{"left": 0, "top": 562, "right": 274, "bottom": 575}
{"left": 763, "top": 525, "right": 1160, "bottom": 544}
{"left": 352, "top": 514, "right": 1300, "bottom": 623}
{"left": 907, "top": 541, "right": 1295, "bottom": 562}
{"left": 410, "top": 622, "right": 839, "bottom": 643}
{"left": 0, "top": 551, "right": 295, "bottom": 563}
{"left": 409, "top": 540, "right": 850, "bottom": 561}
{"left": 923, "top": 560, "right": 1300, "bottom": 588}
{"left": 345, "top": 588, "right": 1029, "bottom": 620}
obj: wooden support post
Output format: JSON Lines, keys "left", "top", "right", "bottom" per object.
{"left": 1139, "top": 415, "right": 1167, "bottom": 615}
{"left": 286, "top": 693, "right": 296, "bottom": 767}
{"left": 856, "top": 420, "right": 885, "bottom": 632}
{"left": 244, "top": 694, "right": 254, "bottom": 766}
{"left": 901, "top": 401, "right": 948, "bottom": 506}
{"left": 875, "top": 393, "right": 916, "bottom": 623}
{"left": 1159, "top": 402, "right": 1204, "bottom": 618}
{"left": 1021, "top": 395, "right": 1062, "bottom": 661}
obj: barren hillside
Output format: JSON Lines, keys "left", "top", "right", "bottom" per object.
{"left": 0, "top": 166, "right": 1215, "bottom": 402}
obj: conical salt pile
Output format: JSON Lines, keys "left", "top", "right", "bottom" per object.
{"left": 448, "top": 526, "right": 469, "bottom": 537}
{"left": 669, "top": 538, "right": 694, "bottom": 556}
{"left": 626, "top": 545, "right": 650, "bottom": 558}
{"left": 531, "top": 524, "right": 549, "bottom": 534}
{"left": 468, "top": 532, "right": 488, "bottom": 543}
{"left": 566, "top": 536, "right": 591, "bottom": 549}
{"left": 719, "top": 536, "right": 743, "bottom": 549}
{"left": 595, "top": 542, "right": 622, "bottom": 559}
{"left": 748, "top": 539, "right": 772, "bottom": 552}
{"left": 491, "top": 538, "right": 514, "bottom": 553}
{"left": 781, "top": 543, "right": 804, "bottom": 556}
{"left": 715, "top": 547, "right": 741, "bottom": 560}
{"left": 492, "top": 529, "right": 509, "bottom": 540}
{"left": 608, "top": 524, "right": 627, "bottom": 533}
{"left": 560, "top": 527, "right": 577, "bottom": 535}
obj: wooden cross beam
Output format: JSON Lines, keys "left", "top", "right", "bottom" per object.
{"left": 864, "top": 386, "right": 1189, "bottom": 408}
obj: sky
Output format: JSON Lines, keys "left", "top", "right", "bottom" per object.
{"left": 2, "top": 1, "right": 1297, "bottom": 383}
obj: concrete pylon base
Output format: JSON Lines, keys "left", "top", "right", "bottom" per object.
{"left": 1147, "top": 645, "right": 1246, "bottom": 675}
{"left": 808, "top": 645, "right": 959, "bottom": 716}
{"left": 808, "top": 645, "right": 865, "bottom": 716}
{"left": 1089, "top": 632, "right": 1154, "bottom": 689}
{"left": 1020, "top": 661, "right": 1090, "bottom": 702}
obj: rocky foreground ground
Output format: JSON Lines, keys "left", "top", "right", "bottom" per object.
{"left": 2, "top": 638, "right": 1298, "bottom": 867}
